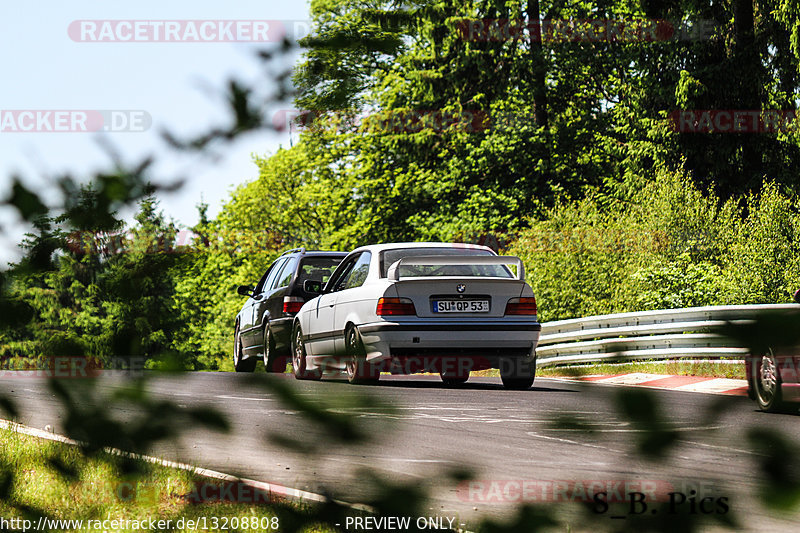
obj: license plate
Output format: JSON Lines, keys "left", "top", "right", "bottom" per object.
{"left": 432, "top": 300, "right": 490, "bottom": 313}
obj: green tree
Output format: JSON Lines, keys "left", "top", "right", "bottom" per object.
{"left": 2, "top": 192, "right": 191, "bottom": 365}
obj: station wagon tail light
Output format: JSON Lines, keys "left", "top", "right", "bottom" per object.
{"left": 376, "top": 297, "right": 416, "bottom": 316}
{"left": 283, "top": 296, "right": 304, "bottom": 314}
{"left": 505, "top": 297, "right": 537, "bottom": 316}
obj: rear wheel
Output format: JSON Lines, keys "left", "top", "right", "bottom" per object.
{"left": 754, "top": 350, "right": 785, "bottom": 412}
{"left": 263, "top": 327, "right": 286, "bottom": 373}
{"left": 500, "top": 356, "right": 535, "bottom": 390}
{"left": 233, "top": 329, "right": 256, "bottom": 373}
{"left": 345, "top": 326, "right": 379, "bottom": 385}
{"left": 292, "top": 324, "right": 321, "bottom": 380}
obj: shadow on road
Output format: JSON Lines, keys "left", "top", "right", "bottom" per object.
{"left": 317, "top": 375, "right": 579, "bottom": 393}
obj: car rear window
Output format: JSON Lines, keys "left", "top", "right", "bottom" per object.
{"left": 379, "top": 247, "right": 514, "bottom": 278}
{"left": 296, "top": 256, "right": 344, "bottom": 286}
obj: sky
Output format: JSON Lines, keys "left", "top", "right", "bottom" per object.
{"left": 0, "top": 0, "right": 312, "bottom": 265}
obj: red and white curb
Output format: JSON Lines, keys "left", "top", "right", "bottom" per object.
{"left": 547, "top": 373, "right": 749, "bottom": 396}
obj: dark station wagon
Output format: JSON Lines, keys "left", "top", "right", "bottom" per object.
{"left": 233, "top": 248, "right": 346, "bottom": 372}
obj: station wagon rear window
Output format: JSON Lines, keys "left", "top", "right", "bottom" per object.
{"left": 297, "top": 256, "right": 344, "bottom": 285}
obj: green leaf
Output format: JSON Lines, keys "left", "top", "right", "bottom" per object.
{"left": 6, "top": 179, "right": 48, "bottom": 221}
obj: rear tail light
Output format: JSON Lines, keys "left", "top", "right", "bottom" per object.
{"left": 376, "top": 297, "right": 416, "bottom": 316}
{"left": 283, "top": 296, "right": 304, "bottom": 314}
{"left": 505, "top": 297, "right": 537, "bottom": 316}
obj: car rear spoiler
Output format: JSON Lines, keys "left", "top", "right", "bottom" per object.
{"left": 387, "top": 255, "right": 525, "bottom": 281}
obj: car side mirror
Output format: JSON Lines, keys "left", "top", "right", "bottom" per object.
{"left": 237, "top": 285, "right": 254, "bottom": 297}
{"left": 303, "top": 280, "right": 323, "bottom": 295}
{"left": 794, "top": 289, "right": 800, "bottom": 304}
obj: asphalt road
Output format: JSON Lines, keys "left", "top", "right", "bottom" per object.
{"left": 1, "top": 371, "right": 799, "bottom": 531}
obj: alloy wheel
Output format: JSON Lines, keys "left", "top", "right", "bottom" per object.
{"left": 345, "top": 328, "right": 358, "bottom": 380}
{"left": 759, "top": 354, "right": 777, "bottom": 399}
{"left": 293, "top": 327, "right": 303, "bottom": 372}
{"left": 754, "top": 350, "right": 785, "bottom": 412}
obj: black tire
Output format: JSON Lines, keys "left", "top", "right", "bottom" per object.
{"left": 291, "top": 324, "right": 321, "bottom": 381}
{"left": 345, "top": 326, "right": 379, "bottom": 385}
{"left": 754, "top": 350, "right": 785, "bottom": 412}
{"left": 263, "top": 326, "right": 287, "bottom": 373}
{"left": 440, "top": 370, "right": 469, "bottom": 386}
{"left": 500, "top": 356, "right": 535, "bottom": 390}
{"left": 233, "top": 329, "right": 257, "bottom": 373}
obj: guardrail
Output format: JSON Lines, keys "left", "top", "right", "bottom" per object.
{"left": 536, "top": 304, "right": 798, "bottom": 367}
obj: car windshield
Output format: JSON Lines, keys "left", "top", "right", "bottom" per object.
{"left": 379, "top": 247, "right": 514, "bottom": 278}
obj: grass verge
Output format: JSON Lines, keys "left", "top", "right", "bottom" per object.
{"left": 473, "top": 360, "right": 746, "bottom": 380}
{"left": 0, "top": 428, "right": 334, "bottom": 532}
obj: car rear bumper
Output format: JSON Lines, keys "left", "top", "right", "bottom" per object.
{"left": 357, "top": 320, "right": 540, "bottom": 368}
